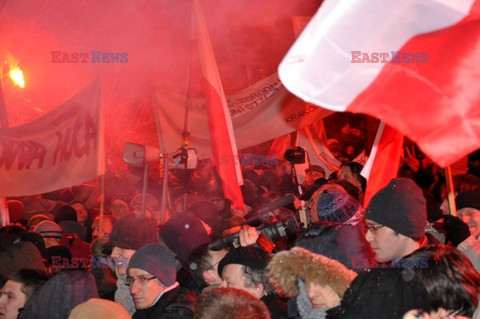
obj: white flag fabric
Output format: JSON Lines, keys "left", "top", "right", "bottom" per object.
{"left": 0, "top": 78, "right": 105, "bottom": 196}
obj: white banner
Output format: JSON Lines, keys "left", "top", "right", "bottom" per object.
{"left": 0, "top": 78, "right": 104, "bottom": 196}
{"left": 154, "top": 73, "right": 332, "bottom": 157}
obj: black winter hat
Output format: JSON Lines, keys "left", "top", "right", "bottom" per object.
{"left": 128, "top": 243, "right": 177, "bottom": 287}
{"left": 54, "top": 205, "right": 77, "bottom": 223}
{"left": 456, "top": 190, "right": 480, "bottom": 211}
{"left": 218, "top": 246, "right": 270, "bottom": 278}
{"left": 365, "top": 178, "right": 426, "bottom": 239}
{"left": 106, "top": 215, "right": 158, "bottom": 251}
{"left": 327, "top": 268, "right": 431, "bottom": 319}
{"left": 158, "top": 212, "right": 210, "bottom": 265}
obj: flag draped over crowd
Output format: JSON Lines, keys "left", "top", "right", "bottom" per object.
{"left": 0, "top": 79, "right": 105, "bottom": 197}
{"left": 279, "top": 0, "right": 480, "bottom": 168}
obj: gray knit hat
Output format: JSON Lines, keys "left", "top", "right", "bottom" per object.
{"left": 365, "top": 178, "right": 426, "bottom": 239}
{"left": 127, "top": 244, "right": 176, "bottom": 287}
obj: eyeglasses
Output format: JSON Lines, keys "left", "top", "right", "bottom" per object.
{"left": 206, "top": 260, "right": 222, "bottom": 270}
{"left": 367, "top": 225, "right": 385, "bottom": 233}
{"left": 126, "top": 276, "right": 156, "bottom": 286}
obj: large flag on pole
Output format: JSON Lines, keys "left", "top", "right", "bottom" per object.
{"left": 193, "top": 0, "right": 244, "bottom": 208}
{"left": 0, "top": 78, "right": 104, "bottom": 196}
{"left": 279, "top": 0, "right": 480, "bottom": 168}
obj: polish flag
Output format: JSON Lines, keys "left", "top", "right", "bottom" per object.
{"left": 279, "top": 0, "right": 480, "bottom": 168}
{"left": 361, "top": 122, "right": 404, "bottom": 207}
{"left": 193, "top": 0, "right": 244, "bottom": 208}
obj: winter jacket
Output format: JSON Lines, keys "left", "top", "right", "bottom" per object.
{"left": 19, "top": 270, "right": 98, "bottom": 319}
{"left": 132, "top": 285, "right": 195, "bottom": 319}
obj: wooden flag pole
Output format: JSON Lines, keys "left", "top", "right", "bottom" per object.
{"left": 445, "top": 165, "right": 457, "bottom": 217}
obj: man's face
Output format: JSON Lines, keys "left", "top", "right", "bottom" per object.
{"left": 365, "top": 219, "right": 414, "bottom": 263}
{"left": 0, "top": 281, "right": 27, "bottom": 319}
{"left": 71, "top": 202, "right": 89, "bottom": 225}
{"left": 204, "top": 249, "right": 228, "bottom": 286}
{"left": 109, "top": 199, "right": 129, "bottom": 220}
{"left": 458, "top": 208, "right": 480, "bottom": 238}
{"left": 338, "top": 166, "right": 362, "bottom": 191}
{"left": 220, "top": 264, "right": 262, "bottom": 299}
{"left": 111, "top": 247, "right": 136, "bottom": 277}
{"left": 128, "top": 268, "right": 165, "bottom": 310}
{"left": 305, "top": 171, "right": 325, "bottom": 186}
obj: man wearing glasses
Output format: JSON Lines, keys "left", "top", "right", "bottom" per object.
{"left": 364, "top": 178, "right": 428, "bottom": 264}
{"left": 127, "top": 243, "right": 193, "bottom": 318}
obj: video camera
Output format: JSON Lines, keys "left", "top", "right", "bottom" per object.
{"left": 208, "top": 214, "right": 300, "bottom": 251}
{"left": 208, "top": 194, "right": 302, "bottom": 250}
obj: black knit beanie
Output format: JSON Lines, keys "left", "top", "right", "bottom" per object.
{"left": 127, "top": 244, "right": 176, "bottom": 287}
{"left": 365, "top": 178, "right": 426, "bottom": 239}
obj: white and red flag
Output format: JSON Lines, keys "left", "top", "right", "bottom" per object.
{"left": 279, "top": 0, "right": 480, "bottom": 167}
{"left": 0, "top": 78, "right": 105, "bottom": 196}
{"left": 192, "top": 0, "right": 244, "bottom": 208}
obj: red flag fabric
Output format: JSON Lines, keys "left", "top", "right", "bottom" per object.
{"left": 193, "top": 0, "right": 244, "bottom": 208}
{"left": 0, "top": 78, "right": 104, "bottom": 196}
{"left": 361, "top": 122, "right": 404, "bottom": 207}
{"left": 279, "top": 0, "right": 480, "bottom": 168}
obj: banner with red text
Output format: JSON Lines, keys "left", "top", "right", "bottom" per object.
{"left": 0, "top": 78, "right": 104, "bottom": 196}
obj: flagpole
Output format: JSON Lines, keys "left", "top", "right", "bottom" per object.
{"left": 444, "top": 165, "right": 457, "bottom": 217}
{"left": 97, "top": 173, "right": 106, "bottom": 238}
{"left": 152, "top": 93, "right": 170, "bottom": 223}
{"left": 0, "top": 66, "right": 10, "bottom": 226}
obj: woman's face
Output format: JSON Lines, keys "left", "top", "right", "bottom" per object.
{"left": 306, "top": 281, "right": 341, "bottom": 309}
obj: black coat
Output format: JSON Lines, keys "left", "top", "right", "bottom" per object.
{"left": 133, "top": 286, "right": 195, "bottom": 319}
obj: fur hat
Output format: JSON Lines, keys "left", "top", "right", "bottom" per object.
{"left": 127, "top": 244, "right": 176, "bottom": 287}
{"left": 268, "top": 247, "right": 357, "bottom": 298}
{"left": 107, "top": 215, "right": 158, "bottom": 251}
{"left": 365, "top": 178, "right": 426, "bottom": 239}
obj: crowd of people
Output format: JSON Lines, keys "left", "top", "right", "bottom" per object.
{"left": 1, "top": 145, "right": 480, "bottom": 319}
